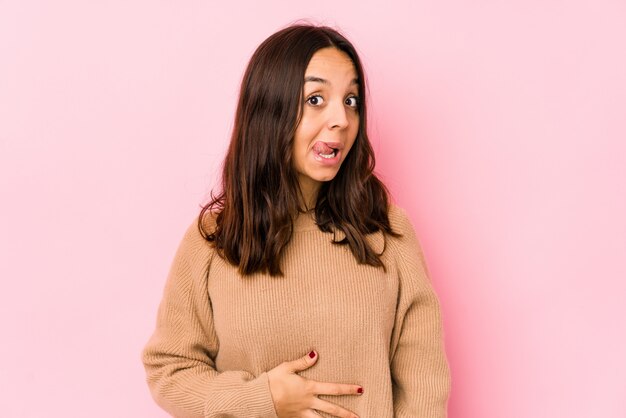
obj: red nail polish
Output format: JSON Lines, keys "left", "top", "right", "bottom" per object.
{"left": 357, "top": 387, "right": 363, "bottom": 394}
{"left": 308, "top": 351, "right": 316, "bottom": 358}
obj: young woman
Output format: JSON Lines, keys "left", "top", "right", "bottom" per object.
{"left": 142, "top": 23, "right": 451, "bottom": 418}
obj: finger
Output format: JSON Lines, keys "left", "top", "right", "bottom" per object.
{"left": 310, "top": 398, "right": 359, "bottom": 418}
{"left": 309, "top": 380, "right": 363, "bottom": 396}
{"left": 287, "top": 350, "right": 318, "bottom": 373}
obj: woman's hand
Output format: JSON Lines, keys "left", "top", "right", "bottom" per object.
{"left": 267, "top": 350, "right": 363, "bottom": 418}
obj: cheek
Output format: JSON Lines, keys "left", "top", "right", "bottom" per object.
{"left": 294, "top": 132, "right": 310, "bottom": 157}
{"left": 292, "top": 133, "right": 311, "bottom": 169}
{"left": 294, "top": 116, "right": 312, "bottom": 139}
{"left": 294, "top": 120, "right": 319, "bottom": 153}
{"left": 346, "top": 119, "right": 359, "bottom": 152}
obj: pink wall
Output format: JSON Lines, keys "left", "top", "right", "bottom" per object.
{"left": 1, "top": 1, "right": 625, "bottom": 417}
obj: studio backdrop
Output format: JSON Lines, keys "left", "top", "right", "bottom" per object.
{"left": 1, "top": 0, "right": 624, "bottom": 417}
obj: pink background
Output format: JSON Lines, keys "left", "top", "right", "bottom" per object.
{"left": 1, "top": 1, "right": 625, "bottom": 417}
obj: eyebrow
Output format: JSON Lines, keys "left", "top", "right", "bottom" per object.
{"left": 304, "top": 76, "right": 359, "bottom": 86}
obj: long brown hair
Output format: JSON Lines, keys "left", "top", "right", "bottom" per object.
{"left": 199, "top": 22, "right": 399, "bottom": 276}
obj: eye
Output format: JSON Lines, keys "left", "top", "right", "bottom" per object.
{"left": 306, "top": 94, "right": 324, "bottom": 106}
{"left": 345, "top": 96, "right": 359, "bottom": 108}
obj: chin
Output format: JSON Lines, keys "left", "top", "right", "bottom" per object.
{"left": 312, "top": 171, "right": 340, "bottom": 183}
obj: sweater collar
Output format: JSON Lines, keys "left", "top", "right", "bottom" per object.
{"left": 293, "top": 211, "right": 385, "bottom": 255}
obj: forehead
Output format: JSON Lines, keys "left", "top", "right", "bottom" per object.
{"left": 305, "top": 47, "right": 358, "bottom": 80}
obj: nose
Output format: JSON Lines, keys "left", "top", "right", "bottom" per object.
{"left": 326, "top": 99, "right": 349, "bottom": 130}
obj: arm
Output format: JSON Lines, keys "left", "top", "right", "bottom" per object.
{"left": 141, "top": 219, "right": 278, "bottom": 418}
{"left": 388, "top": 206, "right": 451, "bottom": 417}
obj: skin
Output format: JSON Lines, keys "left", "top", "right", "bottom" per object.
{"left": 292, "top": 47, "right": 360, "bottom": 210}
{"left": 266, "top": 48, "right": 363, "bottom": 418}
{"left": 267, "top": 351, "right": 363, "bottom": 418}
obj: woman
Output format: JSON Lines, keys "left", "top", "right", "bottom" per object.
{"left": 142, "top": 23, "right": 451, "bottom": 418}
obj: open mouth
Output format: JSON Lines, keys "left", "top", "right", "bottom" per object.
{"left": 317, "top": 148, "right": 338, "bottom": 159}
{"left": 313, "top": 141, "right": 341, "bottom": 159}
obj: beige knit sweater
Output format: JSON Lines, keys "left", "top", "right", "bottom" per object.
{"left": 142, "top": 204, "right": 451, "bottom": 417}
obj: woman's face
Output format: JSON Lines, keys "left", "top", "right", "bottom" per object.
{"left": 292, "top": 47, "right": 360, "bottom": 197}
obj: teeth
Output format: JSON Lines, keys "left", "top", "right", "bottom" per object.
{"left": 319, "top": 150, "right": 336, "bottom": 159}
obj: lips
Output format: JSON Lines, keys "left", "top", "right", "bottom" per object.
{"left": 310, "top": 140, "right": 343, "bottom": 165}
{"left": 313, "top": 142, "right": 333, "bottom": 155}
{"left": 313, "top": 141, "right": 343, "bottom": 154}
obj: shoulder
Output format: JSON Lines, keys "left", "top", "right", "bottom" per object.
{"left": 385, "top": 204, "right": 434, "bottom": 285}
{"left": 197, "top": 208, "right": 218, "bottom": 237}
{"left": 387, "top": 203, "right": 416, "bottom": 236}
{"left": 385, "top": 203, "right": 425, "bottom": 257}
{"left": 176, "top": 210, "right": 217, "bottom": 259}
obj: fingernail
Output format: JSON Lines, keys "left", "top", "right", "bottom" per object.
{"left": 357, "top": 387, "right": 363, "bottom": 394}
{"left": 308, "top": 350, "right": 316, "bottom": 358}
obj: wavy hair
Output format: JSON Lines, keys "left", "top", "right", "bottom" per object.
{"left": 199, "top": 22, "right": 399, "bottom": 276}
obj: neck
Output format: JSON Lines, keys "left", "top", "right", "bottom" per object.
{"left": 297, "top": 176, "right": 320, "bottom": 211}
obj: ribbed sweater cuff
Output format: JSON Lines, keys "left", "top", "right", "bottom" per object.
{"left": 248, "top": 372, "right": 279, "bottom": 418}
{"left": 202, "top": 371, "right": 278, "bottom": 418}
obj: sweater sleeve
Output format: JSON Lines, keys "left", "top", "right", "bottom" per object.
{"left": 388, "top": 206, "right": 451, "bottom": 417}
{"left": 141, "top": 219, "right": 278, "bottom": 418}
